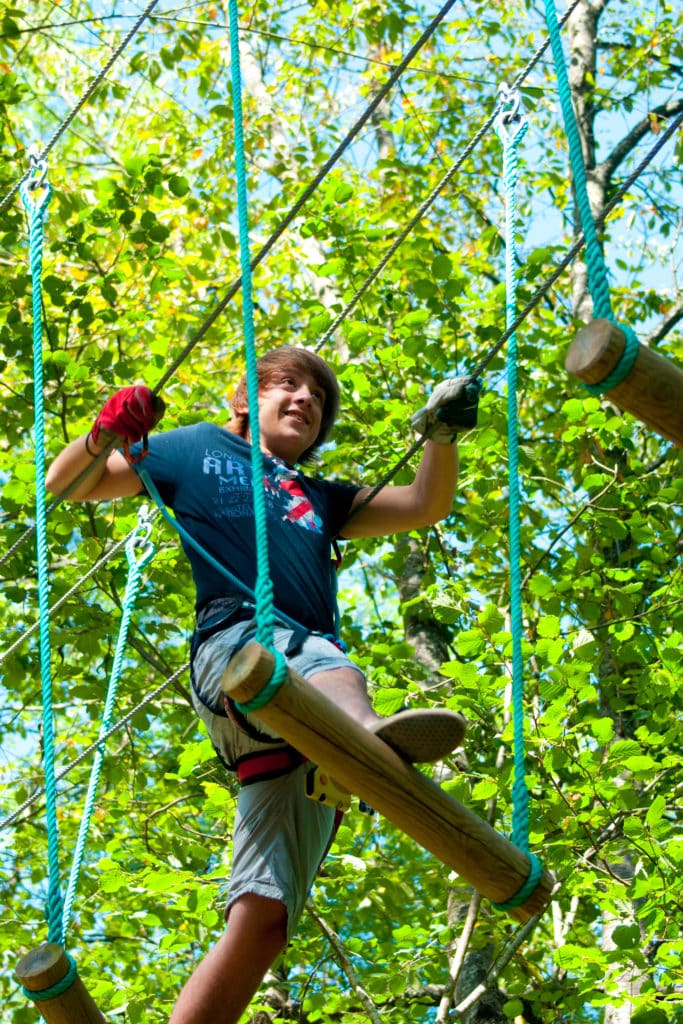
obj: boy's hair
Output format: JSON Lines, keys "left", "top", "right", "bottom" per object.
{"left": 228, "top": 347, "right": 340, "bottom": 462}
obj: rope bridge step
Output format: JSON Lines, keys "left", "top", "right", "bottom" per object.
{"left": 222, "top": 642, "right": 556, "bottom": 921}
{"left": 16, "top": 944, "right": 106, "bottom": 1023}
{"left": 566, "top": 318, "right": 683, "bottom": 447}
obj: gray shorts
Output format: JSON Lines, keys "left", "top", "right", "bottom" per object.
{"left": 191, "top": 620, "right": 363, "bottom": 938}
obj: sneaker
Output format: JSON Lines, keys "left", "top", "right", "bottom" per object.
{"left": 369, "top": 708, "right": 466, "bottom": 764}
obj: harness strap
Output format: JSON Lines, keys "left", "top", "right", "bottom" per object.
{"left": 236, "top": 747, "right": 305, "bottom": 785}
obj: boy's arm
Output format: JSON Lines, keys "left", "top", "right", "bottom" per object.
{"left": 45, "top": 385, "right": 164, "bottom": 501}
{"left": 341, "top": 375, "right": 478, "bottom": 539}
{"left": 342, "top": 439, "right": 458, "bottom": 538}
{"left": 46, "top": 435, "right": 143, "bottom": 501}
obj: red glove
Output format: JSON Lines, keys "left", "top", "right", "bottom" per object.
{"left": 90, "top": 386, "right": 165, "bottom": 449}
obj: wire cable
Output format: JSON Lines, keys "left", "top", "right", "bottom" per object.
{"left": 0, "top": 0, "right": 162, "bottom": 216}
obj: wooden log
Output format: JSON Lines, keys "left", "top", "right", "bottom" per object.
{"left": 16, "top": 944, "right": 107, "bottom": 1023}
{"left": 222, "top": 642, "right": 556, "bottom": 921}
{"left": 565, "top": 318, "right": 683, "bottom": 446}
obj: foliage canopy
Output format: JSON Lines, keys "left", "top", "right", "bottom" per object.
{"left": 0, "top": 1, "right": 681, "bottom": 1021}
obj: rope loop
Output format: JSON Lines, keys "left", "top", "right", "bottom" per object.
{"left": 22, "top": 953, "right": 78, "bottom": 1002}
{"left": 234, "top": 650, "right": 288, "bottom": 714}
{"left": 491, "top": 852, "right": 544, "bottom": 912}
{"left": 581, "top": 322, "right": 640, "bottom": 396}
{"left": 26, "top": 144, "right": 49, "bottom": 192}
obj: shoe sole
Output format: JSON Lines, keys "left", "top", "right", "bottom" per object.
{"left": 370, "top": 709, "right": 466, "bottom": 763}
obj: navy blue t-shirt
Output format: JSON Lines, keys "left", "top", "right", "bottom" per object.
{"left": 132, "top": 423, "right": 360, "bottom": 635}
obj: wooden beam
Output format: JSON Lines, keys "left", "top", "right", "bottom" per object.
{"left": 222, "top": 642, "right": 555, "bottom": 921}
{"left": 16, "top": 944, "right": 107, "bottom": 1023}
{"left": 565, "top": 318, "right": 683, "bottom": 446}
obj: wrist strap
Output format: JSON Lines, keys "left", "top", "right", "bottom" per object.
{"left": 84, "top": 431, "right": 100, "bottom": 457}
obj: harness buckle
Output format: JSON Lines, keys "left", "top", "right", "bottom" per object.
{"left": 305, "top": 765, "right": 351, "bottom": 812}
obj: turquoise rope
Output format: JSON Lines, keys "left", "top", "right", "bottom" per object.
{"left": 227, "top": 0, "right": 286, "bottom": 698}
{"left": 61, "top": 514, "right": 155, "bottom": 940}
{"left": 20, "top": 170, "right": 65, "bottom": 944}
{"left": 492, "top": 95, "right": 543, "bottom": 912}
{"left": 542, "top": 0, "right": 638, "bottom": 393}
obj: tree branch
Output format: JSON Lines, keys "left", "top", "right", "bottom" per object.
{"left": 600, "top": 98, "right": 683, "bottom": 186}
{"left": 309, "top": 904, "right": 384, "bottom": 1024}
{"left": 643, "top": 295, "right": 683, "bottom": 348}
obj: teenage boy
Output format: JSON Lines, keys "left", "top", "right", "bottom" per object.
{"left": 46, "top": 347, "right": 478, "bottom": 1024}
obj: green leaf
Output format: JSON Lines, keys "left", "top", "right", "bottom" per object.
{"left": 168, "top": 174, "right": 190, "bottom": 197}
{"left": 334, "top": 182, "right": 354, "bottom": 203}
{"left": 632, "top": 1010, "right": 668, "bottom": 1024}
{"left": 645, "top": 794, "right": 666, "bottom": 827}
{"left": 471, "top": 778, "right": 498, "bottom": 800}
{"left": 431, "top": 254, "right": 452, "bottom": 279}
{"left": 537, "top": 615, "right": 561, "bottom": 638}
{"left": 373, "top": 687, "right": 407, "bottom": 716}
{"left": 611, "top": 924, "right": 640, "bottom": 949}
{"left": 455, "top": 630, "right": 485, "bottom": 657}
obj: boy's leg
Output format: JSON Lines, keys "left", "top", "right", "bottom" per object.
{"left": 308, "top": 665, "right": 466, "bottom": 763}
{"left": 307, "top": 666, "right": 379, "bottom": 728}
{"left": 169, "top": 893, "right": 287, "bottom": 1024}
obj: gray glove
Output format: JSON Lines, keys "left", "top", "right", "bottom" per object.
{"left": 411, "top": 376, "right": 481, "bottom": 443}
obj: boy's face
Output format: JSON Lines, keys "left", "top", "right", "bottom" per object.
{"left": 238, "top": 367, "right": 325, "bottom": 463}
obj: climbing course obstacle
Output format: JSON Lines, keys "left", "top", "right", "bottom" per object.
{"left": 566, "top": 318, "right": 683, "bottom": 447}
{"left": 222, "top": 642, "right": 556, "bottom": 922}
{"left": 539, "top": 1, "right": 683, "bottom": 448}
{"left": 16, "top": 944, "right": 106, "bottom": 1024}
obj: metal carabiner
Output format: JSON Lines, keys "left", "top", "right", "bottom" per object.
{"left": 494, "top": 83, "right": 528, "bottom": 145}
{"left": 27, "top": 144, "right": 49, "bottom": 193}
{"left": 126, "top": 504, "right": 156, "bottom": 568}
{"left": 498, "top": 83, "right": 521, "bottom": 125}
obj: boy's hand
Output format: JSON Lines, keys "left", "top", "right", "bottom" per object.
{"left": 411, "top": 376, "right": 481, "bottom": 443}
{"left": 90, "top": 386, "right": 165, "bottom": 447}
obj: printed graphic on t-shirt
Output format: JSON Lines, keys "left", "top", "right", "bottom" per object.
{"left": 269, "top": 458, "right": 323, "bottom": 533}
{"left": 202, "top": 449, "right": 322, "bottom": 533}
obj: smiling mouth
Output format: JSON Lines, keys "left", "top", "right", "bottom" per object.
{"left": 285, "top": 411, "right": 310, "bottom": 426}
